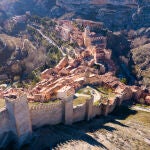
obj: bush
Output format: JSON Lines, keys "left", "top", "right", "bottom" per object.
{"left": 73, "top": 97, "right": 88, "bottom": 106}
{"left": 93, "top": 100, "right": 100, "bottom": 106}
{"left": 28, "top": 71, "right": 40, "bottom": 84}
{"left": 120, "top": 78, "right": 127, "bottom": 84}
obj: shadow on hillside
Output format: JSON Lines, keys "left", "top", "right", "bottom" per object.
{"left": 5, "top": 104, "right": 137, "bottom": 150}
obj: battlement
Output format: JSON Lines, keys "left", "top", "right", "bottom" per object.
{"left": 30, "top": 101, "right": 62, "bottom": 112}
{"left": 0, "top": 85, "right": 133, "bottom": 143}
{"left": 5, "top": 94, "right": 27, "bottom": 104}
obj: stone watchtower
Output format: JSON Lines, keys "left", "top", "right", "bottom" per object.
{"left": 84, "top": 26, "right": 92, "bottom": 47}
{"left": 5, "top": 95, "right": 32, "bottom": 144}
{"left": 84, "top": 68, "right": 90, "bottom": 84}
{"left": 63, "top": 95, "right": 73, "bottom": 125}
{"left": 85, "top": 26, "right": 91, "bottom": 37}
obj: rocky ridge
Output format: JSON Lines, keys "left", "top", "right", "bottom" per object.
{"left": 0, "top": 0, "right": 149, "bottom": 30}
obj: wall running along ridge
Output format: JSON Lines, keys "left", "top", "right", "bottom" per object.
{"left": 0, "top": 91, "right": 132, "bottom": 144}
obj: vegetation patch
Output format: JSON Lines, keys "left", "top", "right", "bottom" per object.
{"left": 93, "top": 100, "right": 100, "bottom": 106}
{"left": 73, "top": 97, "right": 88, "bottom": 106}
{"left": 131, "top": 43, "right": 150, "bottom": 88}
{"left": 95, "top": 86, "right": 115, "bottom": 99}
{"left": 28, "top": 99, "right": 60, "bottom": 108}
{"left": 135, "top": 103, "right": 150, "bottom": 109}
{"left": 77, "top": 88, "right": 91, "bottom": 95}
{"left": 125, "top": 110, "right": 150, "bottom": 127}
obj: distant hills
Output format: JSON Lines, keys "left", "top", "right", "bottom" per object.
{"left": 0, "top": 0, "right": 149, "bottom": 30}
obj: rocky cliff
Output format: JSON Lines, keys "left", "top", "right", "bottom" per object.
{"left": 56, "top": 0, "right": 149, "bottom": 30}
{"left": 0, "top": 0, "right": 149, "bottom": 30}
{"left": 57, "top": 0, "right": 138, "bottom": 9}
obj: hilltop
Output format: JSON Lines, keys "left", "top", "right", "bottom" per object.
{"left": 0, "top": 0, "right": 150, "bottom": 149}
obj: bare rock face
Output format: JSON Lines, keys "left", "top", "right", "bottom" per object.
{"left": 0, "top": 0, "right": 56, "bottom": 17}
{"left": 56, "top": 0, "right": 138, "bottom": 12}
{"left": 132, "top": 5, "right": 150, "bottom": 29}
{"left": 0, "top": 0, "right": 149, "bottom": 30}
{"left": 0, "top": 33, "right": 39, "bottom": 80}
{"left": 56, "top": 0, "right": 138, "bottom": 9}
{"left": 0, "top": 10, "right": 7, "bottom": 25}
{"left": 56, "top": 0, "right": 149, "bottom": 30}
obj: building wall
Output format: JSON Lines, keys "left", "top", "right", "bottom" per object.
{"left": 5, "top": 95, "right": 32, "bottom": 139}
{"left": 73, "top": 103, "right": 86, "bottom": 122}
{"left": 30, "top": 102, "right": 63, "bottom": 127}
{"left": 64, "top": 98, "right": 73, "bottom": 125}
{"left": 0, "top": 108, "right": 10, "bottom": 134}
{"left": 13, "top": 98, "right": 32, "bottom": 137}
{"left": 92, "top": 105, "right": 102, "bottom": 117}
{"left": 108, "top": 99, "right": 117, "bottom": 114}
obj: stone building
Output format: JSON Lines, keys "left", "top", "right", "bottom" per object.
{"left": 57, "top": 86, "right": 75, "bottom": 100}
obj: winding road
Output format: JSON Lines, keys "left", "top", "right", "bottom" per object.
{"left": 87, "top": 86, "right": 101, "bottom": 102}
{"left": 28, "top": 25, "right": 66, "bottom": 57}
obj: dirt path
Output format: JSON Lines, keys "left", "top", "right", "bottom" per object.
{"left": 87, "top": 86, "right": 101, "bottom": 102}
{"left": 75, "top": 86, "right": 101, "bottom": 102}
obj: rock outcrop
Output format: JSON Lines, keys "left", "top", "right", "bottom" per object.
{"left": 0, "top": 0, "right": 149, "bottom": 30}
{"left": 56, "top": 0, "right": 149, "bottom": 30}
{"left": 56, "top": 0, "right": 138, "bottom": 9}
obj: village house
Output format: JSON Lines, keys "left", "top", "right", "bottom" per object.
{"left": 57, "top": 86, "right": 75, "bottom": 99}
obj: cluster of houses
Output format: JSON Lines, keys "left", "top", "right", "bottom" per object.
{"left": 1, "top": 54, "right": 150, "bottom": 105}
{"left": 1, "top": 19, "right": 150, "bottom": 105}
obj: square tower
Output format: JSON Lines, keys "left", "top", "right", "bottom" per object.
{"left": 5, "top": 95, "right": 32, "bottom": 141}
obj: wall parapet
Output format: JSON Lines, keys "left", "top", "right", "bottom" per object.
{"left": 73, "top": 103, "right": 86, "bottom": 123}
{"left": 0, "top": 92, "right": 130, "bottom": 144}
{"left": 5, "top": 94, "right": 27, "bottom": 104}
{"left": 30, "top": 101, "right": 62, "bottom": 112}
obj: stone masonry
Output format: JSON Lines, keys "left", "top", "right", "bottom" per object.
{"left": 0, "top": 90, "right": 132, "bottom": 143}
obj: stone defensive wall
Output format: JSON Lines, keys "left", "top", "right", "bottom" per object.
{"left": 73, "top": 103, "right": 87, "bottom": 123}
{"left": 0, "top": 92, "right": 131, "bottom": 144}
{"left": 0, "top": 108, "right": 10, "bottom": 135}
{"left": 30, "top": 102, "right": 63, "bottom": 127}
